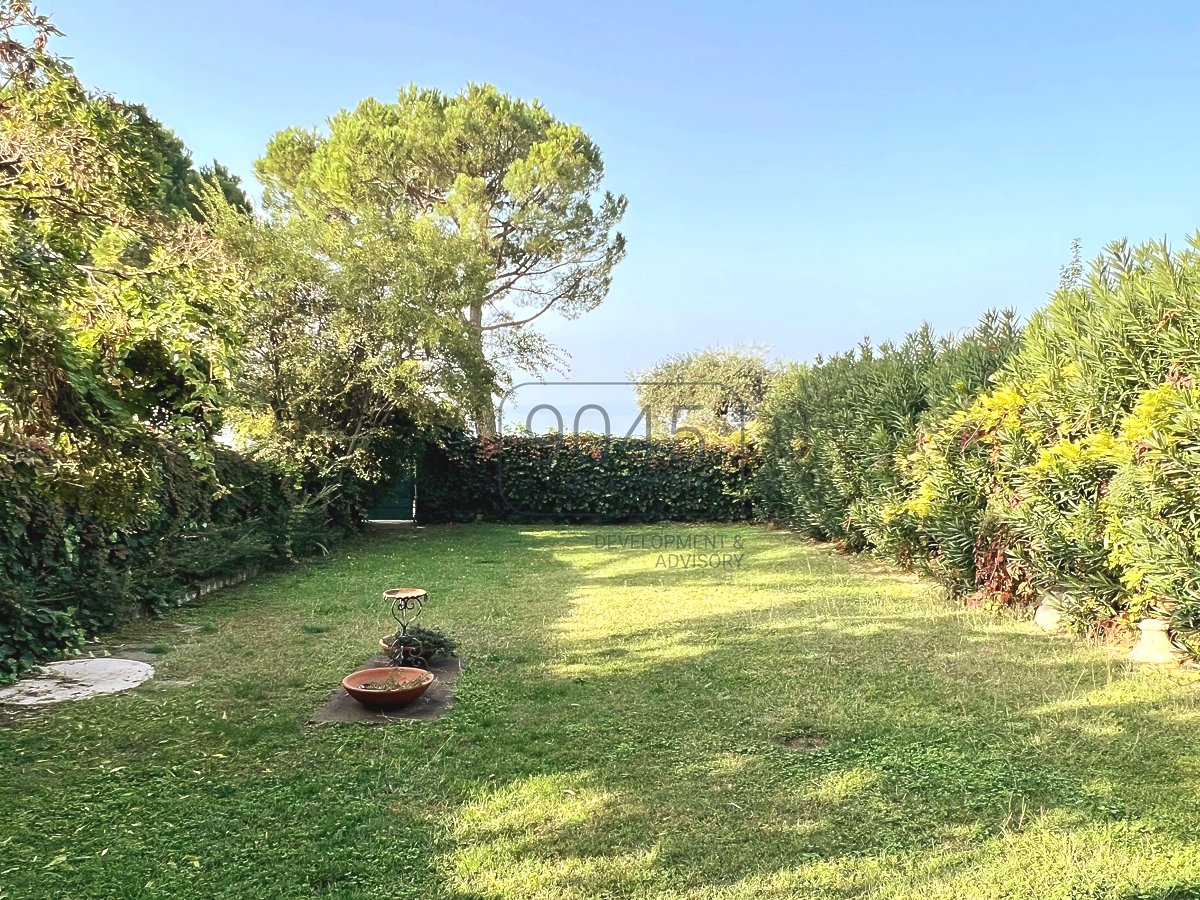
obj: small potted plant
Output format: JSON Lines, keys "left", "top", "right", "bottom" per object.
{"left": 379, "top": 624, "right": 458, "bottom": 668}
{"left": 342, "top": 587, "right": 457, "bottom": 709}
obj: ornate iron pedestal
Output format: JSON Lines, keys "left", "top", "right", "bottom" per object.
{"left": 383, "top": 587, "right": 429, "bottom": 667}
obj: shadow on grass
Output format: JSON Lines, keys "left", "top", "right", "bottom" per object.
{"left": 3, "top": 523, "right": 1198, "bottom": 899}
{"left": 432, "top": 525, "right": 1200, "bottom": 899}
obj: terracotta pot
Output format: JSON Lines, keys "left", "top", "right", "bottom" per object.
{"left": 342, "top": 666, "right": 435, "bottom": 708}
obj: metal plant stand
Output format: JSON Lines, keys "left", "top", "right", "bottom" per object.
{"left": 383, "top": 588, "right": 429, "bottom": 667}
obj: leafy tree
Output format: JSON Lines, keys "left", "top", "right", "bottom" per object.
{"left": 255, "top": 83, "right": 627, "bottom": 436}
{"left": 124, "top": 107, "right": 253, "bottom": 218}
{"left": 198, "top": 160, "right": 253, "bottom": 216}
{"left": 0, "top": 0, "right": 247, "bottom": 512}
{"left": 209, "top": 197, "right": 488, "bottom": 483}
{"left": 0, "top": 0, "right": 261, "bottom": 675}
{"left": 632, "top": 346, "right": 778, "bottom": 437}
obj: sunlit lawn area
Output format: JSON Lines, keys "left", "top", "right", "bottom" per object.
{"left": 3, "top": 524, "right": 1200, "bottom": 899}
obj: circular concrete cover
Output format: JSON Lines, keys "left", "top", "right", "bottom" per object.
{"left": 0, "top": 658, "right": 155, "bottom": 706}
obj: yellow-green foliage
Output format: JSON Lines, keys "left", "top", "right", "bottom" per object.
{"left": 992, "top": 429, "right": 1130, "bottom": 629}
{"left": 984, "top": 237, "right": 1200, "bottom": 636}
{"left": 756, "top": 312, "right": 1021, "bottom": 552}
{"left": 1105, "top": 384, "right": 1200, "bottom": 649}
{"left": 762, "top": 236, "right": 1200, "bottom": 652}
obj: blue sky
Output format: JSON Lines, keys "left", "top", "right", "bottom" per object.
{"left": 48, "top": 0, "right": 1200, "bottom": 418}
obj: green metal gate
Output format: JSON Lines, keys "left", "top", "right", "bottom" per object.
{"left": 366, "top": 471, "right": 416, "bottom": 521}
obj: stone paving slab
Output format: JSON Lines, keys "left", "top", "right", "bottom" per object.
{"left": 309, "top": 654, "right": 462, "bottom": 725}
{"left": 0, "top": 658, "right": 155, "bottom": 707}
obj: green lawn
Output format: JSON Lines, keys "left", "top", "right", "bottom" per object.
{"left": 3, "top": 524, "right": 1200, "bottom": 899}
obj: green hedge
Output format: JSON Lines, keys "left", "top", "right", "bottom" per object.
{"left": 757, "top": 235, "right": 1200, "bottom": 655}
{"left": 755, "top": 313, "right": 1021, "bottom": 550}
{"left": 0, "top": 437, "right": 356, "bottom": 680}
{"left": 417, "top": 432, "right": 760, "bottom": 523}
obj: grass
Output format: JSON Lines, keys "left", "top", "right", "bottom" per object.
{"left": 2, "top": 523, "right": 1200, "bottom": 899}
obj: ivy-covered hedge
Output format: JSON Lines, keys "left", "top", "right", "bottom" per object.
{"left": 417, "top": 432, "right": 761, "bottom": 523}
{"left": 0, "top": 437, "right": 356, "bottom": 680}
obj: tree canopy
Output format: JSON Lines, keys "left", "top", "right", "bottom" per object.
{"left": 208, "top": 194, "right": 488, "bottom": 481}
{"left": 0, "top": 0, "right": 248, "bottom": 511}
{"left": 633, "top": 346, "right": 779, "bottom": 438}
{"left": 254, "top": 83, "right": 627, "bottom": 436}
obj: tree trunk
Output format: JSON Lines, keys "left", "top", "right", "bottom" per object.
{"left": 471, "top": 393, "right": 498, "bottom": 438}
{"left": 467, "top": 301, "right": 498, "bottom": 438}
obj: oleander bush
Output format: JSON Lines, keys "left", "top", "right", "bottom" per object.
{"left": 907, "top": 239, "right": 1200, "bottom": 632}
{"left": 417, "top": 431, "right": 760, "bottom": 523}
{"left": 863, "top": 392, "right": 1018, "bottom": 597}
{"left": 756, "top": 311, "right": 1021, "bottom": 551}
{"left": 1104, "top": 384, "right": 1200, "bottom": 651}
{"left": 760, "top": 235, "right": 1200, "bottom": 653}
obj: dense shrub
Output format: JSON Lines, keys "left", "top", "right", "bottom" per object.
{"left": 1106, "top": 385, "right": 1200, "bottom": 650}
{"left": 756, "top": 312, "right": 1021, "bottom": 550}
{"left": 0, "top": 437, "right": 354, "bottom": 680}
{"left": 864, "top": 394, "right": 1011, "bottom": 596}
{"left": 761, "top": 235, "right": 1200, "bottom": 654}
{"left": 417, "top": 431, "right": 760, "bottom": 523}
{"left": 993, "top": 239, "right": 1200, "bottom": 615}
{"left": 894, "top": 239, "right": 1200, "bottom": 632}
{"left": 0, "top": 10, "right": 308, "bottom": 679}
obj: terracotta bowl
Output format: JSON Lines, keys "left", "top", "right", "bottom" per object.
{"left": 342, "top": 666, "right": 435, "bottom": 708}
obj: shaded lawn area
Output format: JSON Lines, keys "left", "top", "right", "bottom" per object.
{"left": 2, "top": 524, "right": 1200, "bottom": 900}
